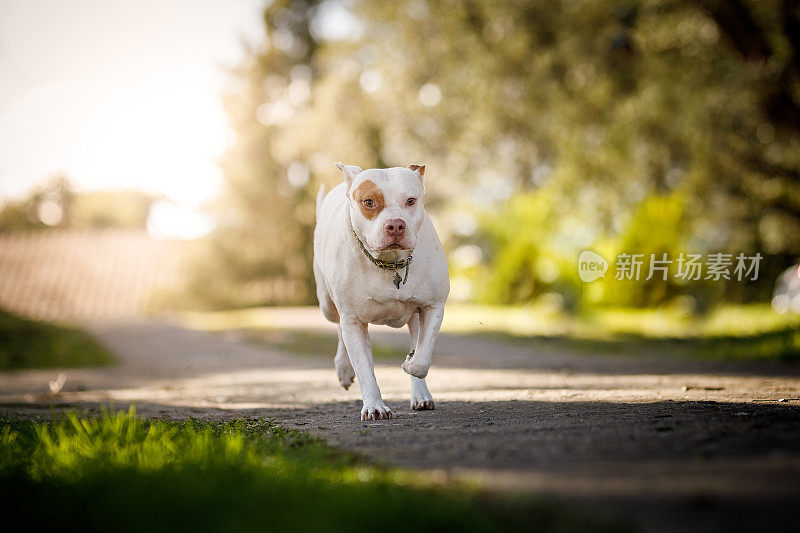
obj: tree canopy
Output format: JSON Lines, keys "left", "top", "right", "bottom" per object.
{"left": 190, "top": 0, "right": 800, "bottom": 310}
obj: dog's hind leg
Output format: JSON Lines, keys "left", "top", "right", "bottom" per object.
{"left": 314, "top": 260, "right": 352, "bottom": 388}
{"left": 335, "top": 324, "right": 356, "bottom": 389}
{"left": 408, "top": 311, "right": 434, "bottom": 410}
{"left": 314, "top": 260, "right": 339, "bottom": 323}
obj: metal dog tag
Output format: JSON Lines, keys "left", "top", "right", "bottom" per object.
{"left": 393, "top": 272, "right": 402, "bottom": 289}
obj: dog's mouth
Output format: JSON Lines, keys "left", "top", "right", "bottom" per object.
{"left": 381, "top": 243, "right": 405, "bottom": 250}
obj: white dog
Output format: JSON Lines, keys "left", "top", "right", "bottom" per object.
{"left": 313, "top": 162, "right": 450, "bottom": 420}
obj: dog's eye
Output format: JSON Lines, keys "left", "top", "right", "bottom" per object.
{"left": 406, "top": 198, "right": 416, "bottom": 206}
{"left": 363, "top": 199, "right": 374, "bottom": 208}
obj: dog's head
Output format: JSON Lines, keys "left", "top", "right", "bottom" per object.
{"left": 335, "top": 162, "right": 426, "bottom": 253}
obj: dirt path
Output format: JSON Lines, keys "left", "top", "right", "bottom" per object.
{"left": 1, "top": 316, "right": 799, "bottom": 533}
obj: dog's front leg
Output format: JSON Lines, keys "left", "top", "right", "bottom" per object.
{"left": 402, "top": 304, "right": 444, "bottom": 379}
{"left": 340, "top": 316, "right": 392, "bottom": 420}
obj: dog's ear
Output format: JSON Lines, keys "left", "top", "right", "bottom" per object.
{"left": 335, "top": 162, "right": 363, "bottom": 194}
{"left": 408, "top": 164, "right": 425, "bottom": 191}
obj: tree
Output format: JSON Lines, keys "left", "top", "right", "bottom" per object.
{"left": 187, "top": 0, "right": 324, "bottom": 308}
{"left": 188, "top": 0, "right": 800, "bottom": 309}
{"left": 347, "top": 0, "right": 800, "bottom": 305}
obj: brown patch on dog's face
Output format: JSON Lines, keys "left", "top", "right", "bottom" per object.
{"left": 352, "top": 179, "right": 385, "bottom": 220}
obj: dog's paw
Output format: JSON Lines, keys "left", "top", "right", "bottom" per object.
{"left": 410, "top": 382, "right": 435, "bottom": 410}
{"left": 411, "top": 398, "right": 435, "bottom": 410}
{"left": 361, "top": 400, "right": 392, "bottom": 421}
{"left": 335, "top": 357, "right": 356, "bottom": 390}
{"left": 402, "top": 354, "right": 429, "bottom": 379}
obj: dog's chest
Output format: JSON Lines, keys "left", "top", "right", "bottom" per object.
{"left": 363, "top": 290, "right": 417, "bottom": 327}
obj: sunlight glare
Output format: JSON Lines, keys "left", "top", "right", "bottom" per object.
{"left": 0, "top": 0, "right": 264, "bottom": 237}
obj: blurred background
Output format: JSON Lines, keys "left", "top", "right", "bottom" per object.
{"left": 2, "top": 0, "right": 800, "bottom": 324}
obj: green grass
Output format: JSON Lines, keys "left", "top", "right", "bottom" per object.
{"left": 0, "top": 308, "right": 113, "bottom": 370}
{"left": 0, "top": 407, "right": 621, "bottom": 533}
{"left": 481, "top": 327, "right": 800, "bottom": 362}
{"left": 463, "top": 305, "right": 800, "bottom": 362}
{"left": 441, "top": 303, "right": 800, "bottom": 339}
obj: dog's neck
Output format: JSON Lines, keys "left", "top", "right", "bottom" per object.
{"left": 352, "top": 228, "right": 412, "bottom": 262}
{"left": 374, "top": 248, "right": 412, "bottom": 262}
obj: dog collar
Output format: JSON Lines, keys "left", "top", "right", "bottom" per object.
{"left": 351, "top": 227, "right": 413, "bottom": 288}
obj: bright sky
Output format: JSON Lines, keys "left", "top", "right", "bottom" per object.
{"left": 0, "top": 0, "right": 264, "bottom": 209}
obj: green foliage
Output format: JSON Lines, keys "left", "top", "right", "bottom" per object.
{"left": 70, "top": 190, "right": 153, "bottom": 229}
{"left": 0, "top": 201, "right": 35, "bottom": 231}
{"left": 479, "top": 191, "right": 583, "bottom": 310}
{"left": 482, "top": 305, "right": 800, "bottom": 362}
{"left": 0, "top": 408, "right": 621, "bottom": 533}
{"left": 0, "top": 175, "right": 154, "bottom": 232}
{"left": 598, "top": 193, "right": 690, "bottom": 307}
{"left": 437, "top": 302, "right": 800, "bottom": 340}
{"left": 482, "top": 326, "right": 800, "bottom": 362}
{"left": 0, "top": 308, "right": 113, "bottom": 370}
{"left": 187, "top": 0, "right": 326, "bottom": 308}
{"left": 182, "top": 0, "right": 800, "bottom": 309}
{"left": 0, "top": 175, "right": 72, "bottom": 231}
